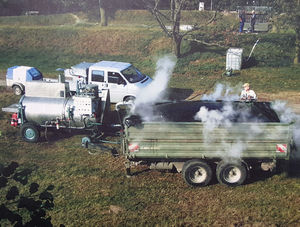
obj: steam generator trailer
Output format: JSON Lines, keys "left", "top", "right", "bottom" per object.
{"left": 2, "top": 78, "right": 111, "bottom": 143}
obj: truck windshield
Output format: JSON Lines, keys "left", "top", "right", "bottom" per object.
{"left": 121, "top": 66, "right": 145, "bottom": 83}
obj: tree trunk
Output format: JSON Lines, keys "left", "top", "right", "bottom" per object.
{"left": 294, "top": 19, "right": 300, "bottom": 64}
{"left": 171, "top": 0, "right": 183, "bottom": 57}
{"left": 100, "top": 7, "right": 107, "bottom": 26}
{"left": 294, "top": 35, "right": 300, "bottom": 64}
{"left": 173, "top": 36, "right": 182, "bottom": 58}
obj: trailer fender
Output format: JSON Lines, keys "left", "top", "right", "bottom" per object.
{"left": 148, "top": 162, "right": 184, "bottom": 172}
{"left": 172, "top": 162, "right": 184, "bottom": 173}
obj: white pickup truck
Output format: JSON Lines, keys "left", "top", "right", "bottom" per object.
{"left": 64, "top": 61, "right": 152, "bottom": 103}
{"left": 6, "top": 61, "right": 152, "bottom": 103}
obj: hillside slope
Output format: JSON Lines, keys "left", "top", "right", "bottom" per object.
{"left": 0, "top": 11, "right": 299, "bottom": 100}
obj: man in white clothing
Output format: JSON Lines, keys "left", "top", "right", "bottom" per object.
{"left": 240, "top": 83, "right": 257, "bottom": 101}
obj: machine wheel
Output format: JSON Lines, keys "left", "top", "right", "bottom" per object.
{"left": 21, "top": 122, "right": 40, "bottom": 143}
{"left": 13, "top": 85, "right": 23, "bottom": 96}
{"left": 216, "top": 161, "right": 247, "bottom": 187}
{"left": 182, "top": 160, "right": 212, "bottom": 187}
{"left": 81, "top": 137, "right": 91, "bottom": 148}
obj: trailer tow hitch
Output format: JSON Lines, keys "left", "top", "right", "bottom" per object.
{"left": 81, "top": 136, "right": 120, "bottom": 157}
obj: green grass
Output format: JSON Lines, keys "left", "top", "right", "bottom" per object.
{"left": 0, "top": 14, "right": 76, "bottom": 26}
{"left": 1, "top": 24, "right": 299, "bottom": 95}
{"left": 0, "top": 116, "right": 299, "bottom": 226}
{"left": 0, "top": 11, "right": 300, "bottom": 226}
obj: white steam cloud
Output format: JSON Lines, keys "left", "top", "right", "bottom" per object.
{"left": 135, "top": 54, "right": 177, "bottom": 106}
{"left": 132, "top": 54, "right": 177, "bottom": 121}
{"left": 194, "top": 104, "right": 235, "bottom": 130}
{"left": 194, "top": 102, "right": 248, "bottom": 161}
{"left": 272, "top": 100, "right": 299, "bottom": 123}
{"left": 125, "top": 54, "right": 177, "bottom": 149}
{"left": 195, "top": 89, "right": 300, "bottom": 162}
{"left": 272, "top": 100, "right": 300, "bottom": 158}
{"left": 201, "top": 83, "right": 241, "bottom": 101}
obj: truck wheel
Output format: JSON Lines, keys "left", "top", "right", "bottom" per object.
{"left": 182, "top": 160, "right": 212, "bottom": 187}
{"left": 216, "top": 161, "right": 247, "bottom": 186}
{"left": 13, "top": 85, "right": 23, "bottom": 96}
{"left": 21, "top": 123, "right": 40, "bottom": 143}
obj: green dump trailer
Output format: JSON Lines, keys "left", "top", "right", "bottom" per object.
{"left": 122, "top": 122, "right": 294, "bottom": 187}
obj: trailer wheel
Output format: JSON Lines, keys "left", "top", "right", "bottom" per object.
{"left": 21, "top": 123, "right": 40, "bottom": 143}
{"left": 216, "top": 161, "right": 247, "bottom": 187}
{"left": 13, "top": 85, "right": 23, "bottom": 96}
{"left": 182, "top": 160, "right": 212, "bottom": 187}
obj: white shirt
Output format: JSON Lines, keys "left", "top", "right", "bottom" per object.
{"left": 240, "top": 89, "right": 257, "bottom": 100}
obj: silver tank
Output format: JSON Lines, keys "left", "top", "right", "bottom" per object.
{"left": 21, "top": 96, "right": 99, "bottom": 128}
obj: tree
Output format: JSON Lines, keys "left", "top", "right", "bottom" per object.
{"left": 143, "top": 0, "right": 216, "bottom": 57}
{"left": 99, "top": 0, "right": 107, "bottom": 26}
{"left": 271, "top": 0, "right": 300, "bottom": 64}
{"left": 0, "top": 0, "right": 24, "bottom": 15}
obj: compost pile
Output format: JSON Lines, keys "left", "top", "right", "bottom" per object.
{"left": 126, "top": 101, "right": 280, "bottom": 126}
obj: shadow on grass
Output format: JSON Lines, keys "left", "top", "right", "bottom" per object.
{"left": 40, "top": 128, "right": 88, "bottom": 143}
{"left": 246, "top": 159, "right": 300, "bottom": 185}
{"left": 242, "top": 57, "right": 258, "bottom": 69}
{"left": 129, "top": 168, "right": 151, "bottom": 177}
{"left": 287, "top": 158, "right": 300, "bottom": 177}
{"left": 246, "top": 169, "right": 277, "bottom": 185}
{"left": 181, "top": 41, "right": 226, "bottom": 59}
{"left": 0, "top": 162, "right": 62, "bottom": 226}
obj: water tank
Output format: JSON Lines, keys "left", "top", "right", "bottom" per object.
{"left": 226, "top": 48, "right": 243, "bottom": 71}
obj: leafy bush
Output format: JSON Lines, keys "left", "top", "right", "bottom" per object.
{"left": 193, "top": 31, "right": 296, "bottom": 67}
{"left": 239, "top": 33, "right": 295, "bottom": 67}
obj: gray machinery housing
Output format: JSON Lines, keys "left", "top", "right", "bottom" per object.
{"left": 2, "top": 78, "right": 110, "bottom": 142}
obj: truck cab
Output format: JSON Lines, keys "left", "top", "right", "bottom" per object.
{"left": 65, "top": 61, "right": 152, "bottom": 103}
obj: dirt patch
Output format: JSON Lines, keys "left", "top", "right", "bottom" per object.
{"left": 187, "top": 90, "right": 300, "bottom": 103}
{"left": 258, "top": 92, "right": 300, "bottom": 104}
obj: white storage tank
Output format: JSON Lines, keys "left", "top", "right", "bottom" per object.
{"left": 226, "top": 48, "right": 243, "bottom": 71}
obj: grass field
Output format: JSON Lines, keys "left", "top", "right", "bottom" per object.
{"left": 0, "top": 86, "right": 300, "bottom": 226}
{"left": 1, "top": 11, "right": 300, "bottom": 226}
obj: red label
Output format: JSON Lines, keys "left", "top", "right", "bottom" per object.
{"left": 276, "top": 144, "right": 287, "bottom": 153}
{"left": 129, "top": 144, "right": 139, "bottom": 152}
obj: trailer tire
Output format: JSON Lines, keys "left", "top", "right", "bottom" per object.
{"left": 182, "top": 160, "right": 212, "bottom": 187}
{"left": 216, "top": 161, "right": 247, "bottom": 187}
{"left": 13, "top": 85, "right": 23, "bottom": 96}
{"left": 21, "top": 122, "right": 40, "bottom": 143}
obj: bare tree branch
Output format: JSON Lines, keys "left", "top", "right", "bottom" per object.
{"left": 142, "top": 0, "right": 171, "bottom": 37}
{"left": 181, "top": 10, "right": 217, "bottom": 37}
{"left": 185, "top": 38, "right": 227, "bottom": 48}
{"left": 142, "top": 0, "right": 219, "bottom": 57}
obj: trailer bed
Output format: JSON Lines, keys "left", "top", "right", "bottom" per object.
{"left": 124, "top": 122, "right": 292, "bottom": 160}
